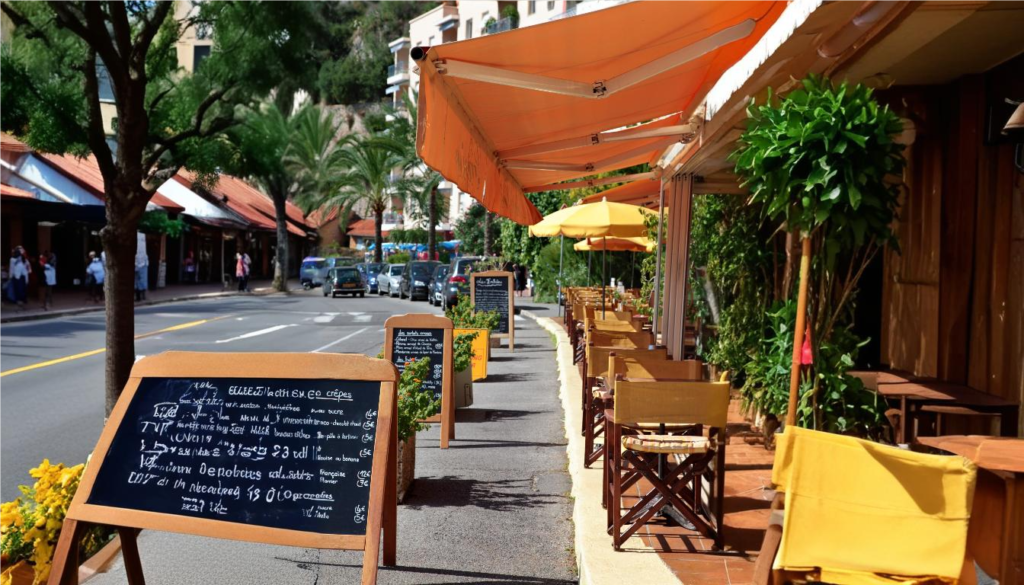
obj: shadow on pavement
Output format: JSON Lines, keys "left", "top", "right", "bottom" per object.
{"left": 402, "top": 476, "right": 565, "bottom": 512}
{"left": 276, "top": 558, "right": 575, "bottom": 584}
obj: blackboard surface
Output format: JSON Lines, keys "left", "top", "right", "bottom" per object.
{"left": 87, "top": 377, "right": 381, "bottom": 536}
{"left": 391, "top": 328, "right": 445, "bottom": 403}
{"left": 473, "top": 275, "right": 510, "bottom": 334}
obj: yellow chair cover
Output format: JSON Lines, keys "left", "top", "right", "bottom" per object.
{"left": 772, "top": 426, "right": 976, "bottom": 584}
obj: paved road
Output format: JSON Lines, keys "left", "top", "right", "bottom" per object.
{"left": 0, "top": 290, "right": 575, "bottom": 583}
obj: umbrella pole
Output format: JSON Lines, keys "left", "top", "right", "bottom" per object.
{"left": 785, "top": 236, "right": 812, "bottom": 428}
{"left": 630, "top": 251, "right": 635, "bottom": 289}
{"left": 602, "top": 244, "right": 607, "bottom": 318}
{"left": 652, "top": 180, "right": 665, "bottom": 348}
{"left": 558, "top": 235, "right": 564, "bottom": 317}
{"left": 588, "top": 249, "right": 592, "bottom": 287}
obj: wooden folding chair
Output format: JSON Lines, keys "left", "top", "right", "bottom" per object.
{"left": 607, "top": 380, "right": 730, "bottom": 551}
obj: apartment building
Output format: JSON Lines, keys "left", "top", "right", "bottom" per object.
{"left": 389, "top": 0, "right": 625, "bottom": 230}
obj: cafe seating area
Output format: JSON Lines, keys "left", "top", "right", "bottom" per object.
{"left": 556, "top": 286, "right": 1024, "bottom": 585}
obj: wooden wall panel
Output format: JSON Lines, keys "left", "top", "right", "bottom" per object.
{"left": 1009, "top": 168, "right": 1024, "bottom": 436}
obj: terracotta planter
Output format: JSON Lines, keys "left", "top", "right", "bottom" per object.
{"left": 454, "top": 366, "right": 474, "bottom": 408}
{"left": 396, "top": 434, "right": 416, "bottom": 504}
{"left": 2, "top": 533, "right": 122, "bottom": 585}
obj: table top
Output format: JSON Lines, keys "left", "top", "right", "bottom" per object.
{"left": 875, "top": 381, "right": 1018, "bottom": 407}
{"left": 917, "top": 435, "right": 1024, "bottom": 474}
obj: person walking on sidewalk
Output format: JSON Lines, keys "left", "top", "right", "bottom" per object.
{"left": 39, "top": 253, "right": 55, "bottom": 310}
{"left": 134, "top": 247, "right": 149, "bottom": 302}
{"left": 85, "top": 251, "right": 104, "bottom": 303}
{"left": 183, "top": 250, "right": 196, "bottom": 283}
{"left": 8, "top": 246, "right": 31, "bottom": 307}
{"left": 235, "top": 253, "right": 249, "bottom": 292}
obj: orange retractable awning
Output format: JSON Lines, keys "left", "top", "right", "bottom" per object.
{"left": 581, "top": 177, "right": 662, "bottom": 206}
{"left": 416, "top": 1, "right": 784, "bottom": 225}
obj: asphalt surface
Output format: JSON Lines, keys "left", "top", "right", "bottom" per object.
{"left": 0, "top": 290, "right": 574, "bottom": 583}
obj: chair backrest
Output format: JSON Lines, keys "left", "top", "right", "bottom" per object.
{"left": 586, "top": 330, "right": 652, "bottom": 348}
{"left": 611, "top": 356, "right": 704, "bottom": 382}
{"left": 588, "top": 346, "right": 667, "bottom": 380}
{"left": 772, "top": 426, "right": 976, "bottom": 582}
{"left": 613, "top": 380, "right": 730, "bottom": 428}
{"left": 587, "top": 319, "right": 642, "bottom": 334}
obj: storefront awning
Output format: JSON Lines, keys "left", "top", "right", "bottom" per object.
{"left": 415, "top": 1, "right": 785, "bottom": 225}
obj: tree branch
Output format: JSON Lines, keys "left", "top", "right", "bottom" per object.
{"left": 132, "top": 0, "right": 174, "bottom": 68}
{"left": 0, "top": 3, "right": 54, "bottom": 48}
{"left": 82, "top": 48, "right": 117, "bottom": 181}
{"left": 106, "top": 1, "right": 132, "bottom": 65}
{"left": 47, "top": 1, "right": 126, "bottom": 86}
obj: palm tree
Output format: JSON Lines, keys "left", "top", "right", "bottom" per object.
{"left": 287, "top": 107, "right": 355, "bottom": 238}
{"left": 301, "top": 134, "right": 404, "bottom": 263}
{"left": 231, "top": 103, "right": 300, "bottom": 292}
{"left": 392, "top": 171, "right": 445, "bottom": 258}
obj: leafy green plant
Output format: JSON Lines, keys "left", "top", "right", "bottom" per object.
{"left": 387, "top": 252, "right": 411, "bottom": 264}
{"left": 445, "top": 294, "right": 500, "bottom": 331}
{"left": 454, "top": 331, "right": 478, "bottom": 373}
{"left": 395, "top": 357, "right": 440, "bottom": 441}
{"left": 501, "top": 4, "right": 519, "bottom": 22}
{"left": 742, "top": 301, "right": 798, "bottom": 419}
{"left": 138, "top": 211, "right": 187, "bottom": 238}
{"left": 637, "top": 211, "right": 664, "bottom": 318}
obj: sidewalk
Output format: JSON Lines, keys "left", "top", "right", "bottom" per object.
{"left": 87, "top": 312, "right": 577, "bottom": 584}
{"left": 0, "top": 279, "right": 296, "bottom": 324}
{"left": 528, "top": 312, "right": 775, "bottom": 585}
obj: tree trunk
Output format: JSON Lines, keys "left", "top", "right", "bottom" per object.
{"left": 272, "top": 193, "right": 289, "bottom": 292}
{"left": 373, "top": 206, "right": 384, "bottom": 263}
{"left": 483, "top": 211, "right": 492, "bottom": 256}
{"left": 101, "top": 194, "right": 145, "bottom": 416}
{"left": 427, "top": 187, "right": 437, "bottom": 260}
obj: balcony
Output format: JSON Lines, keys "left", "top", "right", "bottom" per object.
{"left": 484, "top": 15, "right": 518, "bottom": 35}
{"left": 387, "top": 62, "right": 410, "bottom": 86}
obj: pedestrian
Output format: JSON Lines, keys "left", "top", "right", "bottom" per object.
{"left": 39, "top": 253, "right": 56, "bottom": 310}
{"left": 85, "top": 251, "right": 105, "bottom": 303}
{"left": 8, "top": 246, "right": 31, "bottom": 307}
{"left": 135, "top": 247, "right": 149, "bottom": 302}
{"left": 242, "top": 251, "right": 252, "bottom": 292}
{"left": 235, "top": 252, "right": 249, "bottom": 292}
{"left": 183, "top": 250, "right": 196, "bottom": 283}
{"left": 514, "top": 263, "right": 527, "bottom": 298}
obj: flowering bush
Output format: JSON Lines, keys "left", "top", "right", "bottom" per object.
{"left": 1, "top": 460, "right": 113, "bottom": 584}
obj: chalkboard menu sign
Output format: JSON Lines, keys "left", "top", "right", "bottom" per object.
{"left": 87, "top": 376, "right": 380, "bottom": 535}
{"left": 471, "top": 271, "right": 515, "bottom": 351}
{"left": 391, "top": 329, "right": 445, "bottom": 403}
{"left": 58, "top": 352, "right": 398, "bottom": 585}
{"left": 384, "top": 314, "right": 455, "bottom": 449}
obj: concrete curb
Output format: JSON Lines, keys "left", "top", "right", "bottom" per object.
{"left": 0, "top": 289, "right": 283, "bottom": 324}
{"left": 523, "top": 310, "right": 680, "bottom": 585}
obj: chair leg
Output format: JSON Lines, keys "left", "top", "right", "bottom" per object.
{"left": 611, "top": 434, "right": 623, "bottom": 550}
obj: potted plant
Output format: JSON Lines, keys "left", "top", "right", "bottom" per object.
{"left": 446, "top": 294, "right": 500, "bottom": 365}
{"left": 393, "top": 357, "right": 441, "bottom": 503}
{"left": 1, "top": 460, "right": 118, "bottom": 585}
{"left": 453, "top": 331, "right": 477, "bottom": 408}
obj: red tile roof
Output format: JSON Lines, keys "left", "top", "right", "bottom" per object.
{"left": 0, "top": 133, "right": 31, "bottom": 153}
{"left": 307, "top": 206, "right": 340, "bottom": 228}
{"left": 34, "top": 151, "right": 183, "bottom": 212}
{"left": 1, "top": 183, "right": 35, "bottom": 199}
{"left": 347, "top": 218, "right": 388, "bottom": 238}
{"left": 178, "top": 172, "right": 308, "bottom": 237}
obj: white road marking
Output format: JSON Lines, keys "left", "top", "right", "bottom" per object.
{"left": 215, "top": 324, "right": 296, "bottom": 344}
{"left": 354, "top": 315, "right": 372, "bottom": 323}
{"left": 378, "top": 328, "right": 386, "bottom": 333}
{"left": 347, "top": 312, "right": 365, "bottom": 316}
{"left": 314, "top": 315, "right": 337, "bottom": 324}
{"left": 311, "top": 327, "right": 370, "bottom": 353}
{"left": 235, "top": 317, "right": 245, "bottom": 321}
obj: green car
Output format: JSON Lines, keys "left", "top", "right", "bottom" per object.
{"left": 323, "top": 267, "right": 366, "bottom": 298}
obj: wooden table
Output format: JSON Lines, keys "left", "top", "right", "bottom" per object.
{"left": 918, "top": 435, "right": 1024, "bottom": 584}
{"left": 873, "top": 380, "right": 1019, "bottom": 443}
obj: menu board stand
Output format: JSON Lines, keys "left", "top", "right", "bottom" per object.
{"left": 47, "top": 352, "right": 398, "bottom": 585}
{"left": 384, "top": 314, "right": 455, "bottom": 449}
{"left": 470, "top": 270, "right": 515, "bottom": 352}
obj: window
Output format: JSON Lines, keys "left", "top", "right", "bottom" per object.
{"left": 528, "top": 1, "right": 536, "bottom": 15}
{"left": 192, "top": 45, "right": 211, "bottom": 70}
{"left": 464, "top": 18, "right": 473, "bottom": 39}
{"left": 428, "top": 35, "right": 435, "bottom": 45}
{"left": 95, "top": 62, "right": 114, "bottom": 103}
{"left": 548, "top": 1, "right": 555, "bottom": 10}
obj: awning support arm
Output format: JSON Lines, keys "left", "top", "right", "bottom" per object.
{"left": 503, "top": 136, "right": 682, "bottom": 174}
{"left": 434, "top": 18, "right": 755, "bottom": 99}
{"left": 497, "top": 124, "right": 695, "bottom": 159}
{"left": 523, "top": 170, "right": 659, "bottom": 193}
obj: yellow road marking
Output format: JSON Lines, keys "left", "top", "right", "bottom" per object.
{"left": 0, "top": 316, "right": 228, "bottom": 378}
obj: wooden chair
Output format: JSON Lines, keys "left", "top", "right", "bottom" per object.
{"left": 607, "top": 380, "right": 731, "bottom": 550}
{"left": 582, "top": 346, "right": 669, "bottom": 467}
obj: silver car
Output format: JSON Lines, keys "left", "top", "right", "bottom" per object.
{"left": 378, "top": 263, "right": 405, "bottom": 297}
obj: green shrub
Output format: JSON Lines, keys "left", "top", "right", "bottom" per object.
{"left": 445, "top": 294, "right": 500, "bottom": 330}
{"left": 454, "top": 331, "right": 477, "bottom": 373}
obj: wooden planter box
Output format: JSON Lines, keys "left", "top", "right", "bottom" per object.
{"left": 454, "top": 366, "right": 474, "bottom": 408}
{"left": 397, "top": 434, "right": 416, "bottom": 504}
{"left": 2, "top": 532, "right": 123, "bottom": 584}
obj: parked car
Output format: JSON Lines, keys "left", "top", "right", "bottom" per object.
{"left": 357, "top": 262, "right": 385, "bottom": 294}
{"left": 443, "top": 256, "right": 481, "bottom": 309}
{"left": 379, "top": 263, "right": 405, "bottom": 297}
{"left": 429, "top": 264, "right": 450, "bottom": 306}
{"left": 401, "top": 261, "right": 441, "bottom": 301}
{"left": 300, "top": 257, "right": 329, "bottom": 289}
{"left": 323, "top": 267, "right": 366, "bottom": 298}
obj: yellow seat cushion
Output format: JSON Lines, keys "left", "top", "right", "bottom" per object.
{"left": 622, "top": 434, "right": 712, "bottom": 454}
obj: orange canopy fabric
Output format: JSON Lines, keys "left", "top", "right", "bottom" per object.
{"left": 416, "top": 1, "right": 784, "bottom": 225}
{"left": 581, "top": 178, "right": 662, "bottom": 206}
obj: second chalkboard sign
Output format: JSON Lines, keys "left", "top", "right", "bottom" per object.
{"left": 471, "top": 270, "right": 515, "bottom": 351}
{"left": 384, "top": 314, "right": 455, "bottom": 449}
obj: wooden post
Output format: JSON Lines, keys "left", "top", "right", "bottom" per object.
{"left": 117, "top": 528, "right": 145, "bottom": 585}
{"left": 785, "top": 236, "right": 812, "bottom": 427}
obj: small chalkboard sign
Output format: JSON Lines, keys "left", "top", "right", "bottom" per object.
{"left": 384, "top": 314, "right": 455, "bottom": 449}
{"left": 49, "top": 352, "right": 398, "bottom": 585}
{"left": 471, "top": 270, "right": 515, "bottom": 351}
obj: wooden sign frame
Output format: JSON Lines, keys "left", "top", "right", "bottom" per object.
{"left": 48, "top": 352, "right": 398, "bottom": 585}
{"left": 383, "top": 314, "right": 455, "bottom": 449}
{"left": 470, "top": 270, "right": 515, "bottom": 352}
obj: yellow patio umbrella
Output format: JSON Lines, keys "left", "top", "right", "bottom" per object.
{"left": 574, "top": 237, "right": 654, "bottom": 290}
{"left": 530, "top": 199, "right": 656, "bottom": 314}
